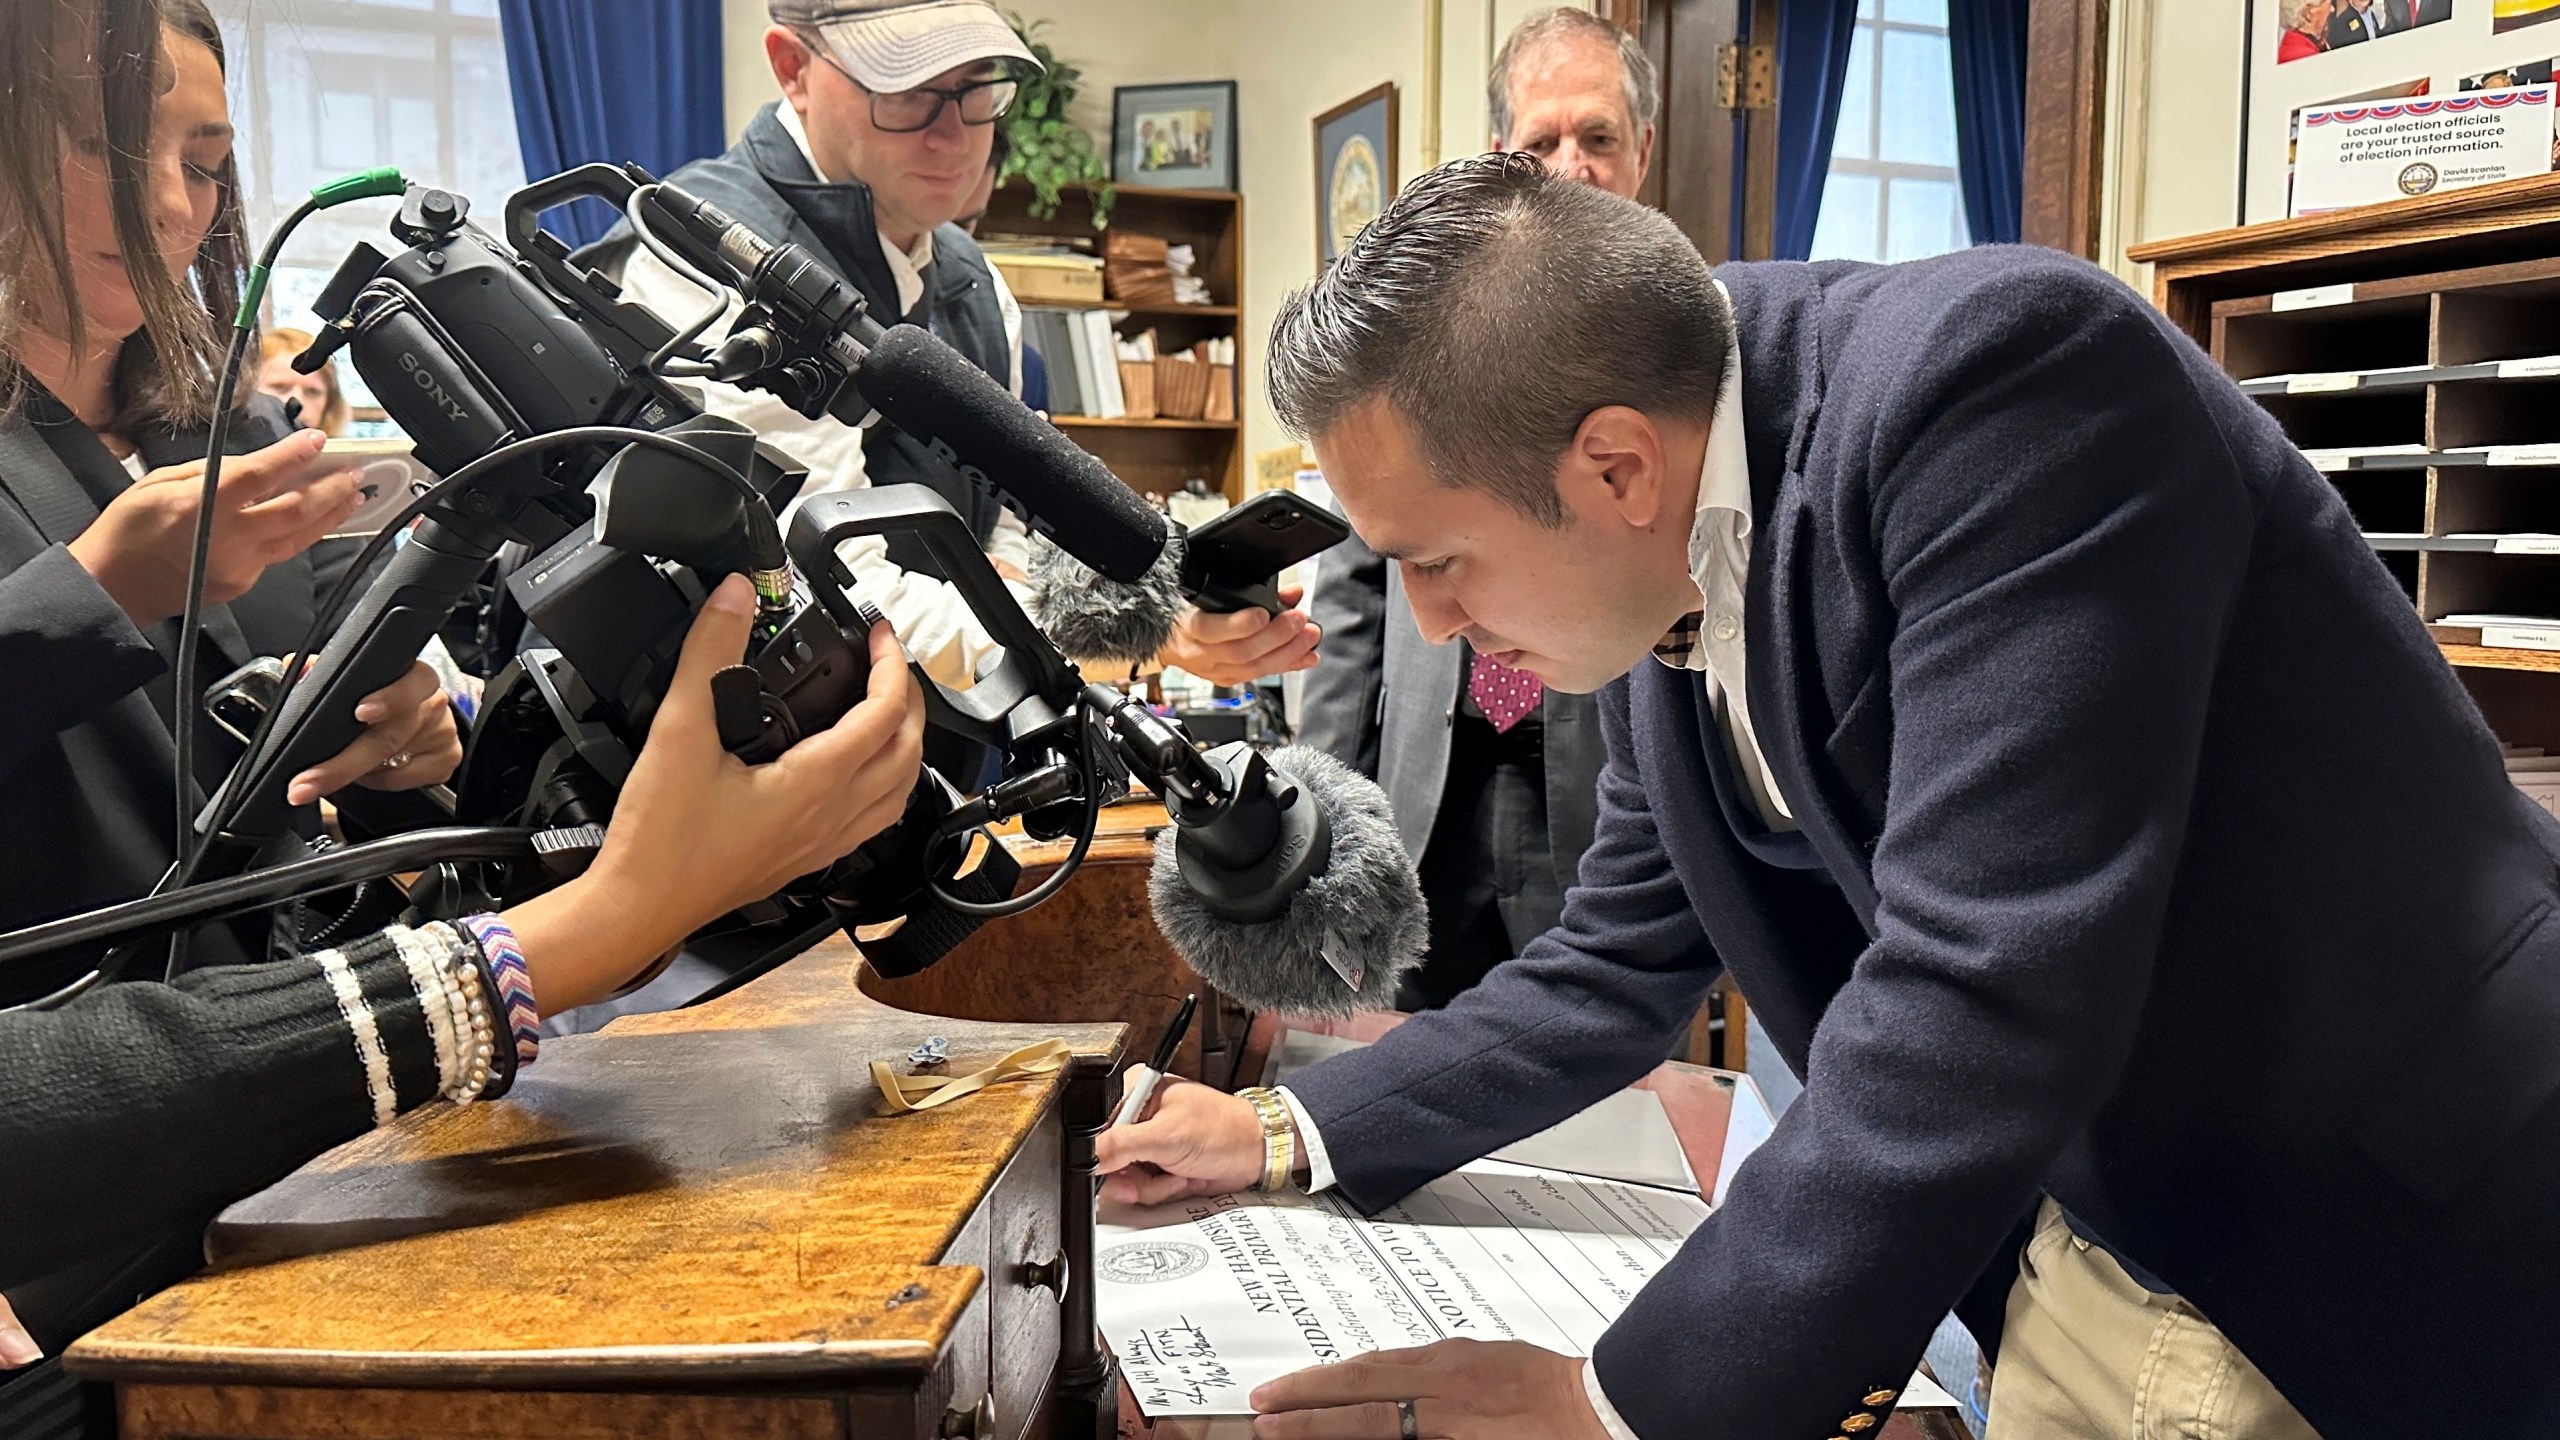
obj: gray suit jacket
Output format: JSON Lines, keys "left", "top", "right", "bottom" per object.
{"left": 1297, "top": 527, "right": 1603, "bottom": 888}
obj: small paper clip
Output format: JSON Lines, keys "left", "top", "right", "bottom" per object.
{"left": 907, "top": 1035, "right": 951, "bottom": 1068}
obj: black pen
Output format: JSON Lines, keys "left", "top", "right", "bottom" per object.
{"left": 1112, "top": 993, "right": 1198, "bottom": 1127}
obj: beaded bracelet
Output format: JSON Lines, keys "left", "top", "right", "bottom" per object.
{"left": 460, "top": 913, "right": 540, "bottom": 1068}
{"left": 461, "top": 942, "right": 522, "bottom": 1102}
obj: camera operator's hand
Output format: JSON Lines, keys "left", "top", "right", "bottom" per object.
{"left": 1158, "top": 585, "right": 1323, "bottom": 687}
{"left": 0, "top": 1293, "right": 37, "bottom": 1370}
{"left": 67, "top": 429, "right": 362, "bottom": 628}
{"left": 283, "top": 660, "right": 464, "bottom": 805}
{"left": 501, "top": 576, "right": 926, "bottom": 1012}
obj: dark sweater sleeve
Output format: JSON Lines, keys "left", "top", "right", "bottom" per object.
{"left": 1285, "top": 679, "right": 1726, "bottom": 1201}
{"left": 0, "top": 926, "right": 470, "bottom": 1289}
{"left": 0, "top": 543, "right": 165, "bottom": 773}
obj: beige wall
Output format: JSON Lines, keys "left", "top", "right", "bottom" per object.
{"left": 721, "top": 0, "right": 1568, "bottom": 469}
{"left": 2101, "top": 0, "right": 2249, "bottom": 283}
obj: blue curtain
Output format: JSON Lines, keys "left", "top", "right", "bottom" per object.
{"left": 1948, "top": 0, "right": 2030, "bottom": 244}
{"left": 1774, "top": 0, "right": 1862, "bottom": 260}
{"left": 498, "top": 0, "right": 727, "bottom": 248}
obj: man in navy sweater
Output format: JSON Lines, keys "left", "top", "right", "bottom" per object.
{"left": 1099, "top": 155, "right": 2560, "bottom": 1439}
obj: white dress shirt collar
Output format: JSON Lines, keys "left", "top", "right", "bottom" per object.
{"left": 1651, "top": 279, "right": 1793, "bottom": 828}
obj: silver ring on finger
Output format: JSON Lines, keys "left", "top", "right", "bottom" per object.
{"left": 377, "top": 752, "right": 411, "bottom": 772}
{"left": 1397, "top": 1397, "right": 1420, "bottom": 1440}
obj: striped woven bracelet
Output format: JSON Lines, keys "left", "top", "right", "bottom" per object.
{"left": 461, "top": 913, "right": 540, "bottom": 1067}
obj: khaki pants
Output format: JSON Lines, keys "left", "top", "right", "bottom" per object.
{"left": 1987, "top": 1199, "right": 2323, "bottom": 1440}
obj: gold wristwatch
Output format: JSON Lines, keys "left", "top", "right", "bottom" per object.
{"left": 1239, "top": 1086, "right": 1297, "bottom": 1192}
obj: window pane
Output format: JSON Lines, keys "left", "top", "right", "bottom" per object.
{"left": 452, "top": 34, "right": 527, "bottom": 199}
{"left": 1809, "top": 172, "right": 1881, "bottom": 263}
{"left": 1832, "top": 25, "right": 1877, "bottom": 161}
{"left": 1884, "top": 175, "right": 1966, "bottom": 262}
{"left": 267, "top": 264, "right": 384, "bottom": 411}
{"left": 1878, "top": 27, "right": 1958, "bottom": 168}
{"left": 1883, "top": 0, "right": 1949, "bottom": 24}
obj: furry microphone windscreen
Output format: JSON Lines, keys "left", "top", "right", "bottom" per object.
{"left": 1147, "top": 745, "right": 1428, "bottom": 1018}
{"left": 1029, "top": 531, "right": 1184, "bottom": 666}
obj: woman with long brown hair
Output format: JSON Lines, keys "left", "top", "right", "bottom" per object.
{"left": 0, "top": 0, "right": 927, "bottom": 1401}
{"left": 0, "top": 0, "right": 463, "bottom": 976}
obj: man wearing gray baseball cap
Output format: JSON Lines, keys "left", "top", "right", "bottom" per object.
{"left": 585, "top": 0, "right": 1321, "bottom": 695}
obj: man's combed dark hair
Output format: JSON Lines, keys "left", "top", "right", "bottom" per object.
{"left": 1267, "top": 152, "right": 1727, "bottom": 527}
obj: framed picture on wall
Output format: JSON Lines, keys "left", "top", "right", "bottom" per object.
{"left": 1314, "top": 82, "right": 1398, "bottom": 265}
{"left": 1112, "top": 81, "right": 1239, "bottom": 191}
{"left": 2242, "top": 0, "right": 2560, "bottom": 222}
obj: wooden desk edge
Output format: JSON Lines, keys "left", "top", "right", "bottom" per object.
{"left": 63, "top": 1334, "right": 956, "bottom": 1391}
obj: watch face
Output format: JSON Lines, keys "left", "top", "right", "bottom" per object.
{"left": 1330, "top": 135, "right": 1383, "bottom": 255}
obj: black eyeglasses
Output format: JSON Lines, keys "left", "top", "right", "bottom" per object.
{"left": 803, "top": 40, "right": 1019, "bottom": 133}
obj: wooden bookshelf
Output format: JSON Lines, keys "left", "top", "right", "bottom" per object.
{"left": 2131, "top": 174, "right": 2560, "bottom": 773}
{"left": 979, "top": 181, "right": 1245, "bottom": 501}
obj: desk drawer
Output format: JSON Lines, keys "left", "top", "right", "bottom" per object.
{"left": 942, "top": 1109, "right": 1065, "bottom": 1440}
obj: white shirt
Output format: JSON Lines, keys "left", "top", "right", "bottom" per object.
{"left": 1271, "top": 283, "right": 1784, "bottom": 1440}
{"left": 610, "top": 102, "right": 1032, "bottom": 688}
{"left": 1651, "top": 280, "right": 1792, "bottom": 831}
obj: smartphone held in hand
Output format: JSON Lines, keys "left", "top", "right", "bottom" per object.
{"left": 317, "top": 437, "right": 433, "bottom": 537}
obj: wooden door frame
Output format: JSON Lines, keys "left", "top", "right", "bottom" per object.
{"left": 2022, "top": 0, "right": 2110, "bottom": 257}
{"left": 1609, "top": 0, "right": 1774, "bottom": 263}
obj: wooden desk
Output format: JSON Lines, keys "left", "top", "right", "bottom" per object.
{"left": 65, "top": 941, "right": 1129, "bottom": 1440}
{"left": 863, "top": 800, "right": 1260, "bottom": 1088}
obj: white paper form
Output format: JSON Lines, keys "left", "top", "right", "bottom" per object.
{"left": 1101, "top": 1159, "right": 1708, "bottom": 1417}
{"left": 1099, "top": 1159, "right": 1956, "bottom": 1418}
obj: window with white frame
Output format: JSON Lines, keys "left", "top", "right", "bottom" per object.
{"left": 206, "top": 0, "right": 526, "bottom": 408}
{"left": 1807, "top": 0, "right": 1972, "bottom": 264}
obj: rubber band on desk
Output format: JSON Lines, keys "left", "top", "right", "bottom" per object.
{"left": 871, "top": 1039, "right": 1076, "bottom": 1114}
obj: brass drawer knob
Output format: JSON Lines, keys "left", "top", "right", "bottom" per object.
{"left": 1020, "top": 1253, "right": 1070, "bottom": 1297}
{"left": 941, "top": 1392, "right": 995, "bottom": 1438}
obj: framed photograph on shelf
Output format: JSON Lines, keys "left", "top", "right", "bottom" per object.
{"left": 1314, "top": 82, "right": 1397, "bottom": 265}
{"left": 1112, "top": 80, "right": 1238, "bottom": 191}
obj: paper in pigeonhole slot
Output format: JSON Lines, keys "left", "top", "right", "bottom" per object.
{"left": 2272, "top": 282, "right": 2355, "bottom": 312}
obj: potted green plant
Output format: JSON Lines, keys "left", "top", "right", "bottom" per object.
{"left": 1001, "top": 13, "right": 1113, "bottom": 226}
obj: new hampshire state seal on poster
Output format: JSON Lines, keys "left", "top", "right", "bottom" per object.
{"left": 1329, "top": 134, "right": 1382, "bottom": 257}
{"left": 1100, "top": 1240, "right": 1212, "bottom": 1284}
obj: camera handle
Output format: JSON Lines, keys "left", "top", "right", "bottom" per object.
{"left": 787, "top": 486, "right": 1089, "bottom": 756}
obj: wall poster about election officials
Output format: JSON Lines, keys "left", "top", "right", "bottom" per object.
{"left": 2247, "top": 0, "right": 2560, "bottom": 221}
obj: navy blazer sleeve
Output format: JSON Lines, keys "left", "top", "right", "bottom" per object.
{"left": 1284, "top": 675, "right": 1724, "bottom": 1199}
{"left": 1581, "top": 266, "right": 2259, "bottom": 1438}
{"left": 1294, "top": 524, "right": 1387, "bottom": 776}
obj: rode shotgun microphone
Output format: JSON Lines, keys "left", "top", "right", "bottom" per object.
{"left": 855, "top": 324, "right": 1169, "bottom": 582}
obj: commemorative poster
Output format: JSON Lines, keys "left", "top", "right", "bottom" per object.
{"left": 2247, "top": 0, "right": 2560, "bottom": 221}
